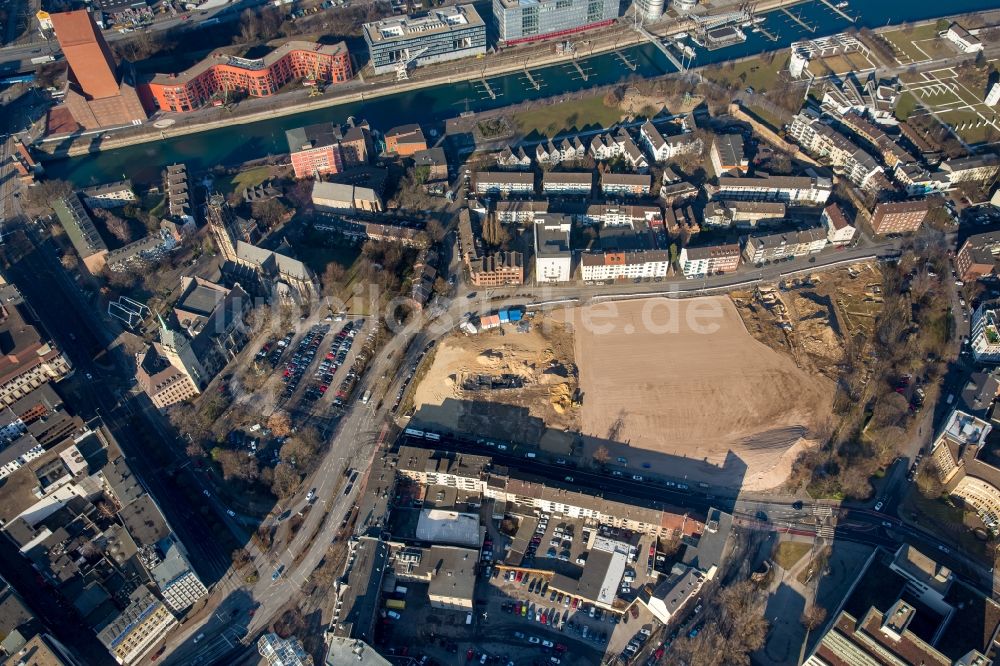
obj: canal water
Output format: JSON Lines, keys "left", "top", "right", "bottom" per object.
{"left": 46, "top": 0, "right": 1000, "bottom": 185}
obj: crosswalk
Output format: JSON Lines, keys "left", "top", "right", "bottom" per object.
{"left": 817, "top": 525, "right": 835, "bottom": 539}
{"left": 813, "top": 505, "right": 833, "bottom": 518}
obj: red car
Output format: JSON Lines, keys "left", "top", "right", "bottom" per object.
{"left": 467, "top": 649, "right": 474, "bottom": 661}
{"left": 555, "top": 644, "right": 567, "bottom": 653}
{"left": 654, "top": 647, "right": 665, "bottom": 659}
{"left": 515, "top": 571, "right": 524, "bottom": 582}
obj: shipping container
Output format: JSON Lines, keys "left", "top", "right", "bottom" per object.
{"left": 386, "top": 599, "right": 406, "bottom": 610}
{"left": 395, "top": 585, "right": 409, "bottom": 595}
{"left": 509, "top": 309, "right": 523, "bottom": 322}
{"left": 499, "top": 310, "right": 510, "bottom": 323}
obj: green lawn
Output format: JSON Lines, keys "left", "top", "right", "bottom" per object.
{"left": 773, "top": 541, "right": 812, "bottom": 570}
{"left": 702, "top": 52, "right": 791, "bottom": 95}
{"left": 894, "top": 91, "right": 919, "bottom": 121}
{"left": 225, "top": 166, "right": 274, "bottom": 195}
{"left": 512, "top": 95, "right": 624, "bottom": 139}
{"left": 938, "top": 108, "right": 1000, "bottom": 146}
{"left": 882, "top": 24, "right": 946, "bottom": 63}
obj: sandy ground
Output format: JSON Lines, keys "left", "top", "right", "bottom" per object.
{"left": 409, "top": 319, "right": 579, "bottom": 448}
{"left": 557, "top": 297, "right": 836, "bottom": 491}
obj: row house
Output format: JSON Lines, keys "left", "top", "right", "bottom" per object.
{"left": 580, "top": 250, "right": 670, "bottom": 281}
{"left": 639, "top": 121, "right": 703, "bottom": 163}
{"left": 496, "top": 146, "right": 532, "bottom": 170}
{"left": 742, "top": 227, "right": 828, "bottom": 264}
{"left": 537, "top": 137, "right": 586, "bottom": 165}
{"left": 715, "top": 172, "right": 833, "bottom": 205}
{"left": 590, "top": 133, "right": 620, "bottom": 161}
{"left": 601, "top": 172, "right": 652, "bottom": 197}
{"left": 679, "top": 243, "right": 741, "bottom": 279}
{"left": 894, "top": 163, "right": 950, "bottom": 197}
{"left": 475, "top": 171, "right": 535, "bottom": 196}
{"left": 617, "top": 128, "right": 649, "bottom": 171}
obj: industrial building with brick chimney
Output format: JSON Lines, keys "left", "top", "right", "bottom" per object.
{"left": 48, "top": 10, "right": 147, "bottom": 131}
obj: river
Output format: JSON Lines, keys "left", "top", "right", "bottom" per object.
{"left": 45, "top": 0, "right": 1000, "bottom": 186}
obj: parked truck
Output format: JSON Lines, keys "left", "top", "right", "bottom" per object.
{"left": 385, "top": 599, "right": 406, "bottom": 610}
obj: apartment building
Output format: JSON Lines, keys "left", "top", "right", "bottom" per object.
{"left": 0, "top": 304, "right": 71, "bottom": 409}
{"left": 495, "top": 199, "right": 547, "bottom": 223}
{"left": 384, "top": 124, "right": 427, "bottom": 157}
{"left": 143, "top": 41, "right": 352, "bottom": 112}
{"left": 742, "top": 227, "right": 827, "bottom": 264}
{"left": 870, "top": 199, "right": 929, "bottom": 236}
{"left": 971, "top": 304, "right": 1000, "bottom": 363}
{"left": 395, "top": 446, "right": 704, "bottom": 540}
{"left": 578, "top": 204, "right": 661, "bottom": 227}
{"left": 363, "top": 5, "right": 486, "bottom": 75}
{"left": 580, "top": 250, "right": 670, "bottom": 281}
{"left": 0, "top": 428, "right": 205, "bottom": 664}
{"left": 663, "top": 205, "right": 700, "bottom": 240}
{"left": 81, "top": 180, "right": 136, "bottom": 209}
{"left": 679, "top": 243, "right": 741, "bottom": 278}
{"left": 837, "top": 111, "right": 915, "bottom": 169}
{"left": 702, "top": 200, "right": 785, "bottom": 229}
{"left": 493, "top": 0, "right": 620, "bottom": 46}
{"left": 475, "top": 171, "right": 535, "bottom": 196}
{"left": 715, "top": 172, "right": 832, "bottom": 204}
{"left": 788, "top": 113, "right": 883, "bottom": 189}
{"left": 286, "top": 123, "right": 343, "bottom": 178}
{"left": 821, "top": 203, "right": 856, "bottom": 245}
{"left": 601, "top": 172, "right": 651, "bottom": 197}
{"left": 929, "top": 408, "right": 1000, "bottom": 533}
{"left": 52, "top": 194, "right": 109, "bottom": 274}
{"left": 458, "top": 210, "right": 524, "bottom": 287}
{"left": 163, "top": 163, "right": 193, "bottom": 223}
{"left": 639, "top": 121, "right": 702, "bottom": 163}
{"left": 939, "top": 154, "right": 1000, "bottom": 184}
{"left": 956, "top": 231, "right": 1000, "bottom": 281}
{"left": 541, "top": 171, "right": 593, "bottom": 196}
{"left": 97, "top": 590, "right": 177, "bottom": 665}
{"left": 533, "top": 214, "right": 573, "bottom": 282}
{"left": 710, "top": 133, "right": 748, "bottom": 175}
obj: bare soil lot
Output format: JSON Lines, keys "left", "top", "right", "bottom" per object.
{"left": 560, "top": 297, "right": 835, "bottom": 491}
{"left": 409, "top": 319, "right": 579, "bottom": 446}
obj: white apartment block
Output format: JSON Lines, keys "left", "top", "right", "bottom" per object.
{"left": 787, "top": 113, "right": 883, "bottom": 189}
{"left": 715, "top": 173, "right": 832, "bottom": 205}
{"left": 578, "top": 204, "right": 661, "bottom": 227}
{"left": 474, "top": 171, "right": 535, "bottom": 196}
{"left": 822, "top": 203, "right": 856, "bottom": 245}
{"left": 541, "top": 172, "right": 593, "bottom": 196}
{"left": 580, "top": 250, "right": 670, "bottom": 281}
{"left": 678, "top": 243, "right": 741, "bottom": 279}
{"left": 533, "top": 215, "right": 573, "bottom": 282}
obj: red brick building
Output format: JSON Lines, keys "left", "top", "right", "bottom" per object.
{"left": 956, "top": 232, "right": 1000, "bottom": 282}
{"left": 384, "top": 124, "right": 427, "bottom": 157}
{"left": 141, "top": 41, "right": 351, "bottom": 113}
{"left": 870, "top": 199, "right": 930, "bottom": 236}
{"left": 49, "top": 10, "right": 147, "bottom": 130}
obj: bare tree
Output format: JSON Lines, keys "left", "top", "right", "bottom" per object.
{"left": 94, "top": 209, "right": 132, "bottom": 243}
{"left": 593, "top": 445, "right": 610, "bottom": 466}
{"left": 267, "top": 410, "right": 293, "bottom": 438}
{"left": 801, "top": 604, "right": 828, "bottom": 631}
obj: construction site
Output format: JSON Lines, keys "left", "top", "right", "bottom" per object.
{"left": 408, "top": 316, "right": 580, "bottom": 446}
{"left": 732, "top": 262, "right": 885, "bottom": 381}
